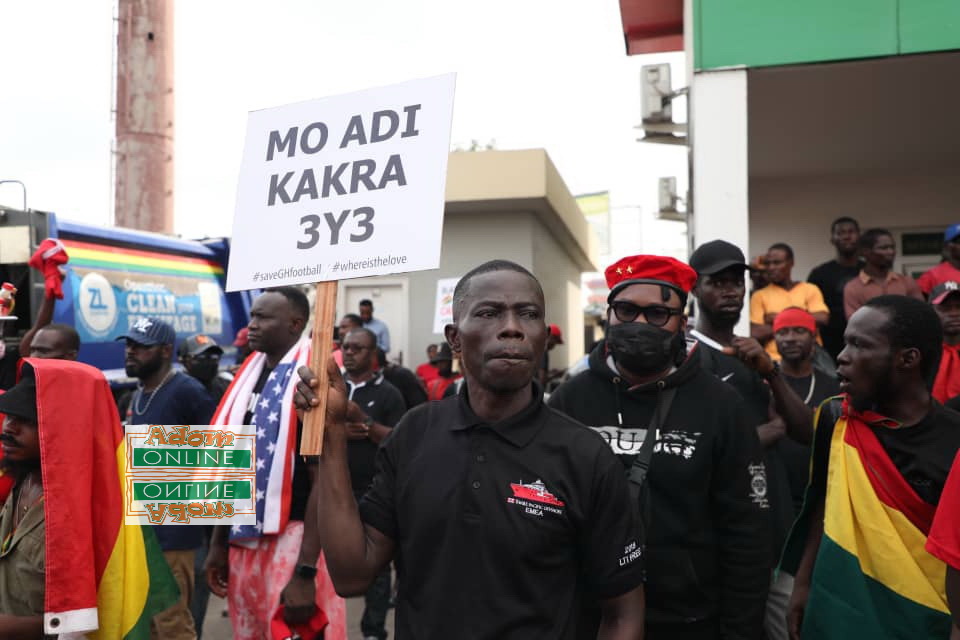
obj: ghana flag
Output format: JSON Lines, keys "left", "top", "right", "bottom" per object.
{"left": 26, "top": 358, "right": 178, "bottom": 638}
{"left": 781, "top": 397, "right": 952, "bottom": 639}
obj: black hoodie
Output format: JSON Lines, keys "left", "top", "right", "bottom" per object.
{"left": 548, "top": 340, "right": 770, "bottom": 639}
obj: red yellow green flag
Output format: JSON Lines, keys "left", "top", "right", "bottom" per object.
{"left": 28, "top": 358, "right": 178, "bottom": 638}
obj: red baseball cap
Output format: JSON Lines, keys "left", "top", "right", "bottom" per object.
{"left": 233, "top": 327, "right": 250, "bottom": 347}
{"left": 270, "top": 605, "right": 328, "bottom": 640}
{"left": 548, "top": 324, "right": 564, "bottom": 344}
{"left": 605, "top": 255, "right": 698, "bottom": 303}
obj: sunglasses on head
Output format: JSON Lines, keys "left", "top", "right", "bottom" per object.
{"left": 609, "top": 301, "right": 681, "bottom": 327}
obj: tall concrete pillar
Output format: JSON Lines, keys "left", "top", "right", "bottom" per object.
{"left": 114, "top": 0, "right": 174, "bottom": 233}
{"left": 690, "top": 68, "right": 750, "bottom": 334}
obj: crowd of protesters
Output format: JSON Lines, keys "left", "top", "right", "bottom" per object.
{"left": 3, "top": 218, "right": 960, "bottom": 639}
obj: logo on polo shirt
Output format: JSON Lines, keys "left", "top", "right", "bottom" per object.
{"left": 506, "top": 479, "right": 565, "bottom": 518}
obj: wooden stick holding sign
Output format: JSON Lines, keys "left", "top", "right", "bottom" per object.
{"left": 225, "top": 75, "right": 456, "bottom": 455}
{"left": 300, "top": 281, "right": 338, "bottom": 455}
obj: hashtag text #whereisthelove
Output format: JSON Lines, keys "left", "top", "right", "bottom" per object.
{"left": 332, "top": 254, "right": 408, "bottom": 273}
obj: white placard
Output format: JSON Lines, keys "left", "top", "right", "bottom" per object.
{"left": 227, "top": 74, "right": 456, "bottom": 291}
{"left": 432, "top": 277, "right": 460, "bottom": 334}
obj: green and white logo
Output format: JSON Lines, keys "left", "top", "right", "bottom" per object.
{"left": 124, "top": 424, "right": 257, "bottom": 526}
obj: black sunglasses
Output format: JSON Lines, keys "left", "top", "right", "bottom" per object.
{"left": 609, "top": 301, "right": 681, "bottom": 327}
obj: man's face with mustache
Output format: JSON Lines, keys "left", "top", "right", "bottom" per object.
{"left": 0, "top": 414, "right": 40, "bottom": 473}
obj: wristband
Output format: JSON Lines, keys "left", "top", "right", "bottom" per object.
{"left": 294, "top": 563, "right": 318, "bottom": 579}
{"left": 762, "top": 360, "right": 781, "bottom": 381}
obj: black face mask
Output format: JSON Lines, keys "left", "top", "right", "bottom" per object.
{"left": 188, "top": 361, "right": 219, "bottom": 384}
{"left": 606, "top": 322, "right": 686, "bottom": 376}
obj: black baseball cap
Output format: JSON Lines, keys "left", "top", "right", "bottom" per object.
{"left": 178, "top": 334, "right": 224, "bottom": 358}
{"left": 0, "top": 364, "right": 37, "bottom": 423}
{"left": 931, "top": 281, "right": 960, "bottom": 305}
{"left": 689, "top": 240, "right": 750, "bottom": 276}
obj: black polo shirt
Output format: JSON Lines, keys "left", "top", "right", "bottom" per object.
{"left": 358, "top": 384, "right": 645, "bottom": 640}
{"left": 346, "top": 371, "right": 407, "bottom": 495}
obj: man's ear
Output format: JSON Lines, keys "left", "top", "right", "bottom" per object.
{"left": 899, "top": 346, "right": 921, "bottom": 373}
{"left": 292, "top": 315, "right": 307, "bottom": 336}
{"left": 444, "top": 324, "right": 461, "bottom": 356}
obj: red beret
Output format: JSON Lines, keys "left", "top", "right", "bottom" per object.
{"left": 773, "top": 307, "right": 816, "bottom": 334}
{"left": 605, "top": 255, "right": 698, "bottom": 302}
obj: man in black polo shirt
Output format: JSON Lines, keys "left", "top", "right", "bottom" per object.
{"left": 297, "top": 259, "right": 645, "bottom": 639}
{"left": 341, "top": 327, "right": 406, "bottom": 640}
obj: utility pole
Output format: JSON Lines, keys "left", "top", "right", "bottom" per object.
{"left": 114, "top": 0, "right": 174, "bottom": 233}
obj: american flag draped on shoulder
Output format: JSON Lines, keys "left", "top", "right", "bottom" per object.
{"left": 211, "top": 337, "right": 310, "bottom": 543}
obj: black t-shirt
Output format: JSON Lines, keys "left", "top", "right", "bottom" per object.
{"left": 382, "top": 364, "right": 428, "bottom": 410}
{"left": 345, "top": 373, "right": 407, "bottom": 495}
{"left": 0, "top": 344, "right": 19, "bottom": 391}
{"left": 205, "top": 373, "right": 233, "bottom": 405}
{"left": 244, "top": 366, "right": 313, "bottom": 522}
{"left": 781, "top": 372, "right": 840, "bottom": 512}
{"left": 693, "top": 335, "right": 770, "bottom": 425}
{"left": 810, "top": 399, "right": 960, "bottom": 507}
{"left": 808, "top": 260, "right": 862, "bottom": 359}
{"left": 358, "top": 384, "right": 645, "bottom": 640}
{"left": 694, "top": 337, "right": 800, "bottom": 563}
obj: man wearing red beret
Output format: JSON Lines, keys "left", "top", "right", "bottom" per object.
{"left": 550, "top": 254, "right": 771, "bottom": 640}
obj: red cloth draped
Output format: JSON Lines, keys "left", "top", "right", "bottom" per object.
{"left": 933, "top": 343, "right": 960, "bottom": 403}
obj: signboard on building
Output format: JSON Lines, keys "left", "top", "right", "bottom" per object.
{"left": 432, "top": 276, "right": 460, "bottom": 334}
{"left": 576, "top": 191, "right": 611, "bottom": 257}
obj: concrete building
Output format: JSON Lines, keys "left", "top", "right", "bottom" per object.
{"left": 336, "top": 149, "right": 597, "bottom": 370}
{"left": 620, "top": 1, "right": 960, "bottom": 328}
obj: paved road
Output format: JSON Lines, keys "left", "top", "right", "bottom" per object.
{"left": 201, "top": 594, "right": 395, "bottom": 639}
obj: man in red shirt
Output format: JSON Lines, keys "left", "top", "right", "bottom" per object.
{"left": 919, "top": 224, "right": 960, "bottom": 298}
{"left": 425, "top": 343, "right": 461, "bottom": 400}
{"left": 415, "top": 344, "right": 440, "bottom": 387}
{"left": 932, "top": 281, "right": 960, "bottom": 403}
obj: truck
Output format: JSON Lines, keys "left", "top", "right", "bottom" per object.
{"left": 0, "top": 207, "right": 254, "bottom": 381}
